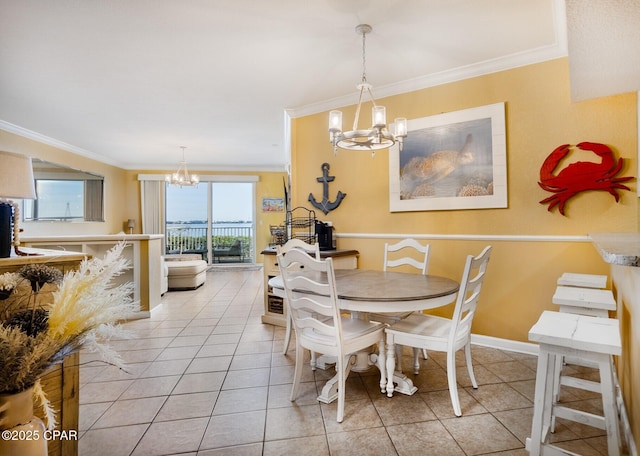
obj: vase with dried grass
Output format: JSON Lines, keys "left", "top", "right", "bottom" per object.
{"left": 0, "top": 242, "right": 138, "bottom": 454}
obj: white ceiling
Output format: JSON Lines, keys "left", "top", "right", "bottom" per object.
{"left": 0, "top": 0, "right": 566, "bottom": 171}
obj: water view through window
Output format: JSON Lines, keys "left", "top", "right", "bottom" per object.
{"left": 165, "top": 182, "right": 254, "bottom": 263}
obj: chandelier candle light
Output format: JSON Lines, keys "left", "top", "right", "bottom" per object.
{"left": 166, "top": 146, "right": 199, "bottom": 187}
{"left": 329, "top": 24, "right": 407, "bottom": 156}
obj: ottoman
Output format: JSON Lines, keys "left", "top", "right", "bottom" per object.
{"left": 166, "top": 259, "right": 207, "bottom": 290}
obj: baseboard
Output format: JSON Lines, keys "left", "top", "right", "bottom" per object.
{"left": 470, "top": 333, "right": 538, "bottom": 355}
{"left": 472, "top": 333, "right": 637, "bottom": 455}
{"left": 615, "top": 370, "right": 638, "bottom": 456}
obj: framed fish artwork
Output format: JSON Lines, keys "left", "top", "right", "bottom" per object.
{"left": 389, "top": 102, "right": 507, "bottom": 212}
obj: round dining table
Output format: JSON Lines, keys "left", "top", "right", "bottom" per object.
{"left": 269, "top": 268, "right": 459, "bottom": 402}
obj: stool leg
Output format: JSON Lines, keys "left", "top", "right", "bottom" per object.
{"left": 599, "top": 355, "right": 621, "bottom": 456}
{"left": 552, "top": 355, "right": 563, "bottom": 403}
{"left": 529, "top": 348, "right": 554, "bottom": 455}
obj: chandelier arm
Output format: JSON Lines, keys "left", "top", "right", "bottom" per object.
{"left": 366, "top": 86, "right": 378, "bottom": 108}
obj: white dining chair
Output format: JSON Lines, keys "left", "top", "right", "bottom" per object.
{"left": 276, "top": 239, "right": 321, "bottom": 356}
{"left": 384, "top": 245, "right": 492, "bottom": 417}
{"left": 277, "top": 248, "right": 386, "bottom": 423}
{"left": 369, "top": 238, "right": 431, "bottom": 366}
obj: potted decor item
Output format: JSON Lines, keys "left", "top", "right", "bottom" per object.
{"left": 0, "top": 242, "right": 138, "bottom": 455}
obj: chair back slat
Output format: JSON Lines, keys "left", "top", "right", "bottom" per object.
{"left": 383, "top": 238, "right": 430, "bottom": 275}
{"left": 277, "top": 239, "right": 321, "bottom": 260}
{"left": 277, "top": 248, "right": 342, "bottom": 348}
{"left": 449, "top": 246, "right": 492, "bottom": 346}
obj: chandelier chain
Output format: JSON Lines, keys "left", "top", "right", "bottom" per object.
{"left": 361, "top": 28, "right": 367, "bottom": 84}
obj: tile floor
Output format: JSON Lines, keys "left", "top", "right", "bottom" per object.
{"left": 77, "top": 268, "right": 626, "bottom": 455}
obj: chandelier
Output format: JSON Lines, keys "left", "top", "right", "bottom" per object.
{"left": 329, "top": 24, "right": 407, "bottom": 156}
{"left": 166, "top": 146, "right": 199, "bottom": 187}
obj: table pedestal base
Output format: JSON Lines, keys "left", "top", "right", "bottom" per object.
{"left": 390, "top": 371, "right": 419, "bottom": 396}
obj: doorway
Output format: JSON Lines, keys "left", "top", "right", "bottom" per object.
{"left": 165, "top": 182, "right": 255, "bottom": 264}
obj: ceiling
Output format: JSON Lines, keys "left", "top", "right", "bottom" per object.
{"left": 0, "top": 0, "right": 566, "bottom": 171}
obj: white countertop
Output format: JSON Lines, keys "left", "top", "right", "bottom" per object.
{"left": 590, "top": 232, "right": 640, "bottom": 267}
{"left": 23, "top": 234, "right": 164, "bottom": 242}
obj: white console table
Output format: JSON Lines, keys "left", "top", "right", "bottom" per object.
{"left": 22, "top": 234, "right": 164, "bottom": 315}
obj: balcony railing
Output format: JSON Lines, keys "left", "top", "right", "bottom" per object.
{"left": 165, "top": 225, "right": 253, "bottom": 262}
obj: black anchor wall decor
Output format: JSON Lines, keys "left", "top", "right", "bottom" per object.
{"left": 308, "top": 163, "right": 346, "bottom": 215}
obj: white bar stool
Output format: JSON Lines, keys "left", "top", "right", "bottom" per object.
{"left": 557, "top": 272, "right": 607, "bottom": 289}
{"left": 551, "top": 285, "right": 617, "bottom": 403}
{"left": 552, "top": 285, "right": 615, "bottom": 318}
{"left": 526, "top": 311, "right": 622, "bottom": 456}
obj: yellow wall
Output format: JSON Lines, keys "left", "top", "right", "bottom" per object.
{"left": 0, "top": 130, "right": 129, "bottom": 235}
{"left": 291, "top": 57, "right": 639, "bottom": 443}
{"left": 290, "top": 57, "right": 638, "bottom": 342}
{"left": 122, "top": 169, "right": 287, "bottom": 253}
{"left": 0, "top": 130, "right": 287, "bottom": 254}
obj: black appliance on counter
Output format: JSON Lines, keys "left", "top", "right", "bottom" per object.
{"left": 315, "top": 221, "right": 334, "bottom": 251}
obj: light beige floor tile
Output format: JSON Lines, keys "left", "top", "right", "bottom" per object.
{"left": 508, "top": 379, "right": 537, "bottom": 402}
{"left": 139, "top": 358, "right": 191, "bottom": 378}
{"left": 387, "top": 420, "right": 465, "bottom": 456}
{"left": 92, "top": 396, "right": 167, "bottom": 428}
{"left": 264, "top": 404, "right": 324, "bottom": 441}
{"left": 230, "top": 352, "right": 272, "bottom": 370}
{"left": 442, "top": 413, "right": 523, "bottom": 455}
{"left": 79, "top": 424, "right": 148, "bottom": 456}
{"left": 268, "top": 382, "right": 318, "bottom": 409}
{"left": 197, "top": 343, "right": 238, "bottom": 357}
{"left": 466, "top": 382, "right": 532, "bottom": 412}
{"left": 178, "top": 325, "right": 215, "bottom": 336}
{"left": 211, "top": 324, "right": 245, "bottom": 335}
{"left": 155, "top": 391, "right": 217, "bottom": 421}
{"left": 263, "top": 435, "right": 329, "bottom": 456}
{"left": 79, "top": 365, "right": 105, "bottom": 385}
{"left": 455, "top": 363, "right": 503, "bottom": 387}
{"left": 186, "top": 355, "right": 232, "bottom": 373}
{"left": 79, "top": 379, "right": 134, "bottom": 404}
{"left": 421, "top": 388, "right": 487, "bottom": 419}
{"left": 156, "top": 345, "right": 201, "bottom": 361}
{"left": 235, "top": 340, "right": 274, "bottom": 355}
{"left": 221, "top": 367, "right": 270, "bottom": 390}
{"left": 493, "top": 407, "right": 535, "bottom": 443}
{"left": 131, "top": 417, "right": 209, "bottom": 455}
{"left": 93, "top": 362, "right": 150, "bottom": 381}
{"left": 326, "top": 428, "right": 397, "bottom": 456}
{"left": 213, "top": 386, "right": 268, "bottom": 415}
{"left": 119, "top": 348, "right": 163, "bottom": 363}
{"left": 199, "top": 443, "right": 263, "bottom": 456}
{"left": 167, "top": 334, "right": 208, "bottom": 347}
{"left": 321, "top": 398, "right": 384, "bottom": 433}
{"left": 372, "top": 392, "right": 437, "bottom": 426}
{"left": 201, "top": 410, "right": 266, "bottom": 449}
{"left": 78, "top": 402, "right": 111, "bottom": 431}
{"left": 484, "top": 360, "right": 538, "bottom": 382}
{"left": 173, "top": 371, "right": 226, "bottom": 394}
{"left": 120, "top": 375, "right": 181, "bottom": 399}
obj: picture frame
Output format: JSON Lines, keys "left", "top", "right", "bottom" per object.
{"left": 262, "top": 197, "right": 284, "bottom": 212}
{"left": 389, "top": 102, "right": 507, "bottom": 212}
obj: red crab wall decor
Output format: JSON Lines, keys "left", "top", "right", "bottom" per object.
{"left": 538, "top": 142, "right": 633, "bottom": 215}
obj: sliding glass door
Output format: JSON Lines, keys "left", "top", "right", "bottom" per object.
{"left": 165, "top": 182, "right": 255, "bottom": 264}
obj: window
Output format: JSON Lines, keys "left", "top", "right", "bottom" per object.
{"left": 23, "top": 159, "right": 105, "bottom": 222}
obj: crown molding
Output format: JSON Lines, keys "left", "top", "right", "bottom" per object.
{"left": 288, "top": 43, "right": 568, "bottom": 119}
{"left": 0, "top": 119, "right": 122, "bottom": 167}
